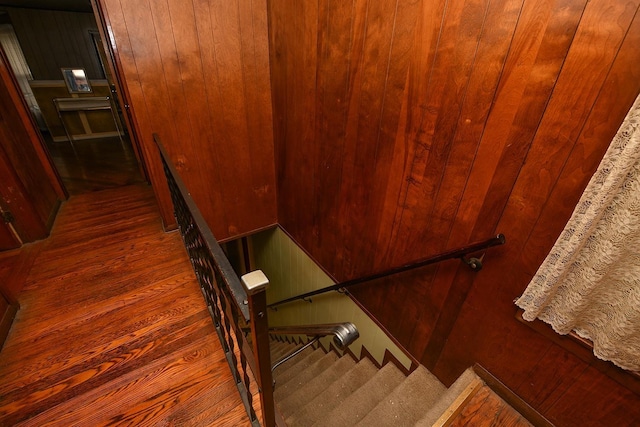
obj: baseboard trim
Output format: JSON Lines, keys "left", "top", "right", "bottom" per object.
{"left": 516, "top": 309, "right": 640, "bottom": 394}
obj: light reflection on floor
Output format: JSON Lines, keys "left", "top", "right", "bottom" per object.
{"left": 44, "top": 133, "right": 145, "bottom": 195}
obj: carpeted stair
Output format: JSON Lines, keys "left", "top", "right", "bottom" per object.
{"left": 269, "top": 339, "right": 481, "bottom": 427}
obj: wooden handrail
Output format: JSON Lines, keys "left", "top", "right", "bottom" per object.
{"left": 268, "top": 234, "right": 506, "bottom": 310}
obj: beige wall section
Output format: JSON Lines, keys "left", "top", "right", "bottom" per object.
{"left": 251, "top": 226, "right": 412, "bottom": 371}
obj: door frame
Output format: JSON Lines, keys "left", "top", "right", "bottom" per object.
{"left": 90, "top": 0, "right": 150, "bottom": 183}
{"left": 0, "top": 45, "right": 67, "bottom": 202}
{"left": 0, "top": 47, "right": 64, "bottom": 245}
{"left": 0, "top": 216, "right": 20, "bottom": 252}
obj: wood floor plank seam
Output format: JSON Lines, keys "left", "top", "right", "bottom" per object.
{"left": 0, "top": 318, "right": 215, "bottom": 425}
{"left": 0, "top": 309, "right": 212, "bottom": 397}
{"left": 1, "top": 292, "right": 206, "bottom": 366}
{"left": 17, "top": 337, "right": 233, "bottom": 426}
{"left": 7, "top": 272, "right": 201, "bottom": 344}
{"left": 0, "top": 184, "right": 251, "bottom": 426}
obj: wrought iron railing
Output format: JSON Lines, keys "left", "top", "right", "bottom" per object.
{"left": 155, "top": 132, "right": 506, "bottom": 425}
{"left": 155, "top": 135, "right": 275, "bottom": 427}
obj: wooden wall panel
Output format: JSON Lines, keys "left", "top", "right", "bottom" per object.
{"left": 0, "top": 221, "right": 20, "bottom": 252}
{"left": 0, "top": 7, "right": 103, "bottom": 80}
{"left": 270, "top": 0, "right": 640, "bottom": 423}
{"left": 96, "top": 0, "right": 276, "bottom": 239}
{"left": 544, "top": 366, "right": 640, "bottom": 425}
{"left": 0, "top": 145, "right": 47, "bottom": 243}
{"left": 433, "top": 0, "right": 640, "bottom": 420}
{"left": 0, "top": 49, "right": 64, "bottom": 243}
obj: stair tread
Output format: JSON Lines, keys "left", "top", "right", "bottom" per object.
{"left": 273, "top": 346, "right": 318, "bottom": 386}
{"left": 269, "top": 339, "right": 288, "bottom": 353}
{"left": 311, "top": 362, "right": 405, "bottom": 427}
{"left": 271, "top": 340, "right": 300, "bottom": 362}
{"left": 286, "top": 358, "right": 378, "bottom": 427}
{"left": 277, "top": 354, "right": 356, "bottom": 418}
{"left": 355, "top": 365, "right": 446, "bottom": 427}
{"left": 275, "top": 351, "right": 338, "bottom": 401}
{"left": 415, "top": 367, "right": 481, "bottom": 427}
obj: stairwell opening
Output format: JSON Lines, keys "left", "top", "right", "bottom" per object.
{"left": 222, "top": 225, "right": 413, "bottom": 371}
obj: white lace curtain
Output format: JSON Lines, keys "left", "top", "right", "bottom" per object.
{"left": 516, "top": 94, "right": 640, "bottom": 372}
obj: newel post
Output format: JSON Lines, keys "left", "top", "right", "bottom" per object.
{"left": 241, "top": 270, "right": 275, "bottom": 427}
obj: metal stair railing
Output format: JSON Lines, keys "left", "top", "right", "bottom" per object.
{"left": 155, "top": 134, "right": 275, "bottom": 427}
{"left": 155, "top": 132, "right": 507, "bottom": 426}
{"left": 269, "top": 323, "right": 359, "bottom": 377}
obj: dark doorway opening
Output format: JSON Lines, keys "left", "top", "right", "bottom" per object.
{"left": 0, "top": 1, "right": 146, "bottom": 196}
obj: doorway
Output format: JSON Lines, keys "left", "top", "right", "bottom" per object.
{"left": 0, "top": 1, "right": 146, "bottom": 196}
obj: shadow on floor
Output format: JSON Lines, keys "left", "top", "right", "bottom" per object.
{"left": 44, "top": 132, "right": 145, "bottom": 195}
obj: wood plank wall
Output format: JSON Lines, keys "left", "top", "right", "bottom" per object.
{"left": 0, "top": 7, "right": 103, "bottom": 80}
{"left": 269, "top": 0, "right": 640, "bottom": 424}
{"left": 95, "top": 0, "right": 277, "bottom": 239}
{"left": 0, "top": 49, "right": 64, "bottom": 243}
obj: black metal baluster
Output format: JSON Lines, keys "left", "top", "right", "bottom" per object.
{"left": 157, "top": 136, "right": 273, "bottom": 427}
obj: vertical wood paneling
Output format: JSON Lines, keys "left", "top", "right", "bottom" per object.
{"left": 193, "top": 0, "right": 232, "bottom": 231}
{"left": 379, "top": 0, "right": 493, "bottom": 267}
{"left": 0, "top": 50, "right": 63, "bottom": 243}
{"left": 426, "top": 0, "right": 524, "bottom": 247}
{"left": 270, "top": 0, "right": 640, "bottom": 422}
{"left": 334, "top": 0, "right": 390, "bottom": 275}
{"left": 521, "top": 4, "right": 640, "bottom": 274}
{"left": 449, "top": 0, "right": 589, "bottom": 249}
{"left": 420, "top": 0, "right": 593, "bottom": 368}
{"left": 0, "top": 145, "right": 48, "bottom": 243}
{"left": 435, "top": 0, "right": 640, "bottom": 376}
{"left": 311, "top": 0, "right": 357, "bottom": 274}
{"left": 389, "top": 0, "right": 527, "bottom": 352}
{"left": 0, "top": 221, "right": 20, "bottom": 251}
{"left": 112, "top": 0, "right": 180, "bottom": 229}
{"left": 208, "top": 0, "right": 258, "bottom": 234}
{"left": 0, "top": 7, "right": 102, "bottom": 79}
{"left": 433, "top": 0, "right": 640, "bottom": 419}
{"left": 239, "top": 0, "right": 276, "bottom": 229}
{"left": 491, "top": 0, "right": 639, "bottom": 260}
{"left": 338, "top": 0, "right": 422, "bottom": 279}
{"left": 270, "top": 0, "right": 320, "bottom": 255}
{"left": 409, "top": 0, "right": 589, "bottom": 369}
{"left": 98, "top": 0, "right": 276, "bottom": 239}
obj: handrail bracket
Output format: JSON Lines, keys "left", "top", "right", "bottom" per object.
{"left": 461, "top": 253, "right": 485, "bottom": 271}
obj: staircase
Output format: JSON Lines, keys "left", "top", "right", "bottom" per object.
{"left": 269, "top": 339, "right": 536, "bottom": 427}
{"left": 155, "top": 132, "right": 537, "bottom": 427}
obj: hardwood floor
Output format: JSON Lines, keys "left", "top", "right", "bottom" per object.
{"left": 449, "top": 384, "right": 533, "bottom": 427}
{"left": 45, "top": 134, "right": 145, "bottom": 195}
{"left": 0, "top": 184, "right": 255, "bottom": 426}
